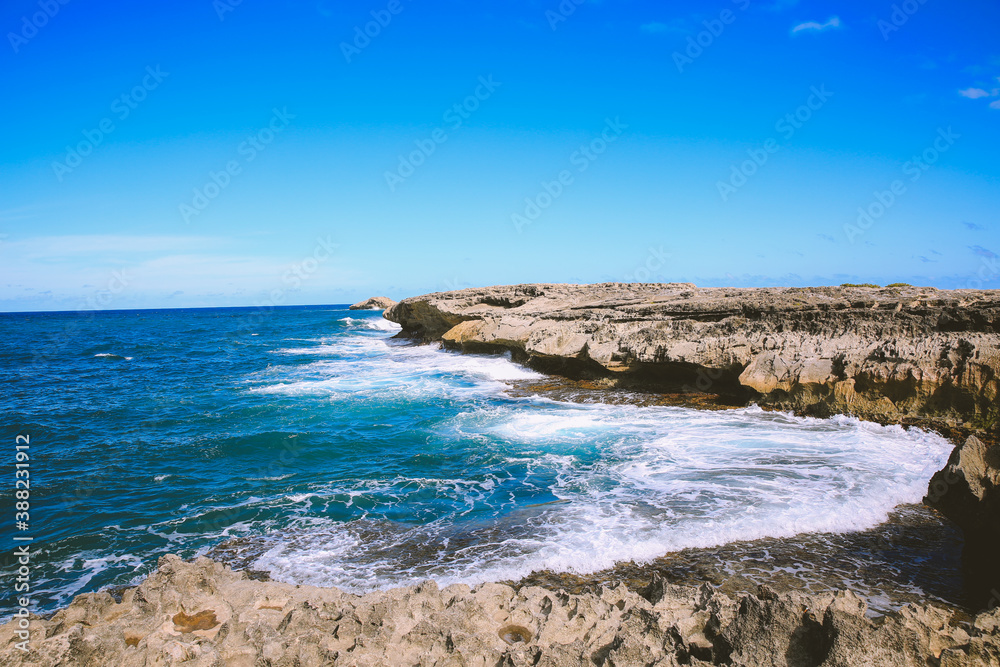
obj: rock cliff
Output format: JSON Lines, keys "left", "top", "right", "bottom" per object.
{"left": 384, "top": 283, "right": 1000, "bottom": 432}
{"left": 3, "top": 555, "right": 997, "bottom": 666}
{"left": 349, "top": 296, "right": 397, "bottom": 311}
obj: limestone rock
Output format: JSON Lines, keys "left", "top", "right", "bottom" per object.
{"left": 2, "top": 556, "right": 998, "bottom": 666}
{"left": 384, "top": 283, "right": 1000, "bottom": 431}
{"left": 349, "top": 296, "right": 397, "bottom": 311}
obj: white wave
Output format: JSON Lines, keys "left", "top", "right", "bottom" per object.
{"left": 94, "top": 353, "right": 133, "bottom": 360}
{"left": 251, "top": 401, "right": 953, "bottom": 595}
{"left": 240, "top": 318, "right": 954, "bottom": 598}
{"left": 252, "top": 337, "right": 541, "bottom": 400}
{"left": 338, "top": 316, "right": 401, "bottom": 331}
{"left": 247, "top": 473, "right": 295, "bottom": 482}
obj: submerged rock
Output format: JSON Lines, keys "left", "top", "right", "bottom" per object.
{"left": 2, "top": 555, "right": 997, "bottom": 666}
{"left": 349, "top": 296, "right": 397, "bottom": 310}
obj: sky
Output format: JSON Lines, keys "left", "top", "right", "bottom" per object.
{"left": 0, "top": 0, "right": 998, "bottom": 311}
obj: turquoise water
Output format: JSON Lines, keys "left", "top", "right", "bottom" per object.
{"left": 0, "top": 306, "right": 953, "bottom": 615}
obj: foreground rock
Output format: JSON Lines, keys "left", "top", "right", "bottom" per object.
{"left": 349, "top": 296, "right": 397, "bottom": 310}
{"left": 3, "top": 555, "right": 998, "bottom": 666}
{"left": 927, "top": 435, "right": 1000, "bottom": 609}
{"left": 384, "top": 283, "right": 1000, "bottom": 431}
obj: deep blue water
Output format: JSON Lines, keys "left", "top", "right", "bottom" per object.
{"left": 0, "top": 306, "right": 953, "bottom": 616}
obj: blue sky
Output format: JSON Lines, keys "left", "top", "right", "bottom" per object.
{"left": 1, "top": 0, "right": 998, "bottom": 311}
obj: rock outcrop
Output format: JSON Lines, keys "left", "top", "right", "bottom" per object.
{"left": 926, "top": 435, "right": 1000, "bottom": 609}
{"left": 349, "top": 296, "right": 397, "bottom": 311}
{"left": 3, "top": 555, "right": 998, "bottom": 666}
{"left": 385, "top": 282, "right": 1000, "bottom": 615}
{"left": 384, "top": 283, "right": 1000, "bottom": 431}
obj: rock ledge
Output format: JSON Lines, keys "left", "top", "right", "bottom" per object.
{"left": 3, "top": 555, "right": 998, "bottom": 666}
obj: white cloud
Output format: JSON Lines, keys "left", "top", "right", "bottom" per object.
{"left": 990, "top": 100, "right": 1000, "bottom": 110}
{"left": 5, "top": 235, "right": 229, "bottom": 260}
{"left": 791, "top": 16, "right": 841, "bottom": 34}
{"left": 959, "top": 87, "right": 990, "bottom": 99}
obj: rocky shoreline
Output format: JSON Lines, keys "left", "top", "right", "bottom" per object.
{"left": 4, "top": 283, "right": 999, "bottom": 666}
{"left": 3, "top": 554, "right": 998, "bottom": 666}
{"left": 383, "top": 284, "right": 1000, "bottom": 432}
{"left": 385, "top": 283, "right": 1000, "bottom": 609}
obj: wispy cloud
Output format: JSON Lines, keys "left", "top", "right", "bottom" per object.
{"left": 958, "top": 72, "right": 1000, "bottom": 108}
{"left": 959, "top": 87, "right": 990, "bottom": 99}
{"left": 791, "top": 16, "right": 840, "bottom": 34}
{"left": 970, "top": 245, "right": 998, "bottom": 259}
{"left": 816, "top": 233, "right": 835, "bottom": 243}
{"left": 7, "top": 235, "right": 229, "bottom": 260}
{"left": 964, "top": 221, "right": 986, "bottom": 231}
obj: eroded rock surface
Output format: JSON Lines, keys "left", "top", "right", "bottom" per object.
{"left": 349, "top": 296, "right": 397, "bottom": 310}
{"left": 927, "top": 435, "right": 1000, "bottom": 609}
{"left": 384, "top": 283, "right": 1000, "bottom": 431}
{"left": 3, "top": 556, "right": 998, "bottom": 666}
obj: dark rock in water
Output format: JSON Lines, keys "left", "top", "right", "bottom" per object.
{"left": 927, "top": 435, "right": 1000, "bottom": 610}
{"left": 349, "top": 296, "right": 397, "bottom": 310}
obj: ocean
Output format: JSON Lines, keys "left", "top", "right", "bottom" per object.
{"left": 0, "top": 305, "right": 957, "bottom": 616}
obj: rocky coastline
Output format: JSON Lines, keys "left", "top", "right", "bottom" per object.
{"left": 383, "top": 283, "right": 1000, "bottom": 432}
{"left": 3, "top": 554, "right": 998, "bottom": 666}
{"left": 4, "top": 283, "right": 999, "bottom": 666}
{"left": 384, "top": 283, "right": 1000, "bottom": 610}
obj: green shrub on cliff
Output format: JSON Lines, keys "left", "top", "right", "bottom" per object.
{"left": 840, "top": 283, "right": 880, "bottom": 288}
